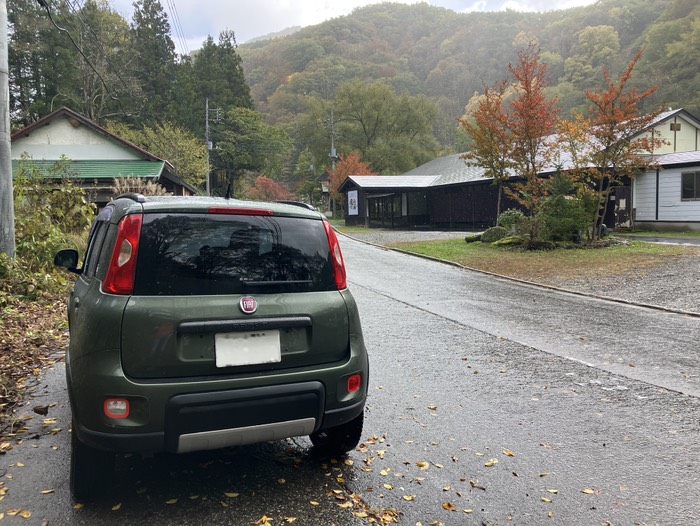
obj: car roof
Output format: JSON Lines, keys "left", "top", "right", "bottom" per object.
{"left": 111, "top": 194, "right": 324, "bottom": 219}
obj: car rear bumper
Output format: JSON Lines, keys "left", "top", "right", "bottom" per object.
{"left": 68, "top": 345, "right": 368, "bottom": 454}
{"left": 75, "top": 385, "right": 366, "bottom": 453}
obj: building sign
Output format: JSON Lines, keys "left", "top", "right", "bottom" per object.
{"left": 348, "top": 190, "right": 359, "bottom": 216}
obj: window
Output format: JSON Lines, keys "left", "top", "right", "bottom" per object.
{"left": 681, "top": 172, "right": 700, "bottom": 200}
{"left": 133, "top": 213, "right": 335, "bottom": 295}
{"left": 82, "top": 206, "right": 113, "bottom": 278}
{"left": 670, "top": 122, "right": 682, "bottom": 132}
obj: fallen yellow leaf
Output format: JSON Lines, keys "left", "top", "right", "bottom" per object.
{"left": 224, "top": 492, "right": 240, "bottom": 498}
{"left": 165, "top": 498, "right": 177, "bottom": 505}
{"left": 111, "top": 503, "right": 121, "bottom": 511}
{"left": 463, "top": 509, "right": 474, "bottom": 514}
{"left": 547, "top": 489, "right": 558, "bottom": 494}
{"left": 40, "top": 489, "right": 55, "bottom": 494}
{"left": 402, "top": 495, "right": 416, "bottom": 501}
{"left": 541, "top": 497, "right": 552, "bottom": 503}
{"left": 582, "top": 488, "right": 596, "bottom": 494}
{"left": 442, "top": 502, "right": 457, "bottom": 511}
{"left": 73, "top": 503, "right": 84, "bottom": 509}
{"left": 383, "top": 484, "right": 393, "bottom": 490}
{"left": 337, "top": 501, "right": 353, "bottom": 508}
{"left": 309, "top": 500, "right": 320, "bottom": 506}
{"left": 416, "top": 461, "right": 429, "bottom": 469}
{"left": 503, "top": 449, "right": 515, "bottom": 457}
{"left": 484, "top": 458, "right": 499, "bottom": 467}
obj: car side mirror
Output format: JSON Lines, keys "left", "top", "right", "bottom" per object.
{"left": 54, "top": 249, "right": 82, "bottom": 274}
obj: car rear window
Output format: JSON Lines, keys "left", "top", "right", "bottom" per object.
{"left": 133, "top": 213, "right": 335, "bottom": 295}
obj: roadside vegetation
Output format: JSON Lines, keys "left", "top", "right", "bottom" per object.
{"left": 0, "top": 164, "right": 94, "bottom": 436}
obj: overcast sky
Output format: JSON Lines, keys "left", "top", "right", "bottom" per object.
{"left": 109, "top": 0, "right": 597, "bottom": 54}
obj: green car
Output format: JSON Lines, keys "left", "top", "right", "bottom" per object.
{"left": 55, "top": 194, "right": 369, "bottom": 500}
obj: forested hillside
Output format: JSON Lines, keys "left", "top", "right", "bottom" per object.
{"left": 239, "top": 0, "right": 700, "bottom": 142}
{"left": 8, "top": 0, "right": 700, "bottom": 199}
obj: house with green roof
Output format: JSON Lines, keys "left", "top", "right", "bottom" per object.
{"left": 11, "top": 107, "right": 197, "bottom": 207}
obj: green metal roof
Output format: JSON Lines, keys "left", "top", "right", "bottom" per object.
{"left": 11, "top": 160, "right": 165, "bottom": 180}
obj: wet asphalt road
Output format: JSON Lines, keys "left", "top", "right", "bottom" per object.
{"left": 2, "top": 236, "right": 699, "bottom": 525}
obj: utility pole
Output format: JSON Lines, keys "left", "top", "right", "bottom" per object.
{"left": 204, "top": 98, "right": 221, "bottom": 196}
{"left": 329, "top": 109, "right": 339, "bottom": 218}
{"left": 0, "top": 0, "right": 15, "bottom": 258}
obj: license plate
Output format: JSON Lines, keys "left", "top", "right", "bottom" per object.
{"left": 215, "top": 330, "right": 281, "bottom": 367}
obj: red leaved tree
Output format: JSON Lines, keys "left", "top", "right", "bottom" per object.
{"left": 558, "top": 50, "right": 664, "bottom": 240}
{"left": 459, "top": 79, "right": 514, "bottom": 220}
{"left": 246, "top": 176, "right": 293, "bottom": 202}
{"left": 328, "top": 152, "right": 377, "bottom": 211}
{"left": 506, "top": 42, "right": 560, "bottom": 234}
{"left": 584, "top": 50, "right": 664, "bottom": 239}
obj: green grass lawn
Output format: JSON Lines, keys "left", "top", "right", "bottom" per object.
{"left": 386, "top": 237, "right": 698, "bottom": 282}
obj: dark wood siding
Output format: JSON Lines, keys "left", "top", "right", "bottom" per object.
{"left": 428, "top": 184, "right": 504, "bottom": 228}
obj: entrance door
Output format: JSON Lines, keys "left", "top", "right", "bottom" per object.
{"left": 614, "top": 186, "right": 631, "bottom": 228}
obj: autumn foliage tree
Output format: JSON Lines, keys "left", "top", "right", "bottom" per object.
{"left": 246, "top": 176, "right": 293, "bottom": 202}
{"left": 460, "top": 79, "right": 514, "bottom": 219}
{"left": 461, "top": 42, "right": 560, "bottom": 239}
{"left": 328, "top": 152, "right": 377, "bottom": 207}
{"left": 558, "top": 50, "right": 664, "bottom": 240}
{"left": 506, "top": 43, "right": 560, "bottom": 232}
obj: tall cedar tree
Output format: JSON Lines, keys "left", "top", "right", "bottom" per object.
{"left": 459, "top": 79, "right": 514, "bottom": 220}
{"left": 8, "top": 0, "right": 79, "bottom": 126}
{"left": 575, "top": 50, "right": 663, "bottom": 240}
{"left": 130, "top": 0, "right": 177, "bottom": 122}
{"left": 506, "top": 43, "right": 560, "bottom": 237}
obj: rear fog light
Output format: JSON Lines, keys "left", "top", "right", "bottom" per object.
{"left": 347, "top": 374, "right": 362, "bottom": 393}
{"left": 104, "top": 398, "right": 130, "bottom": 419}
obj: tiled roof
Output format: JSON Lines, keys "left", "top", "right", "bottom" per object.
{"left": 404, "top": 153, "right": 490, "bottom": 185}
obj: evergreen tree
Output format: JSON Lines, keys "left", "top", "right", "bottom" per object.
{"left": 129, "top": 0, "right": 177, "bottom": 122}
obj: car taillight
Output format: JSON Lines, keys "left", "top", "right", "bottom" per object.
{"left": 102, "top": 214, "right": 142, "bottom": 295}
{"left": 347, "top": 374, "right": 362, "bottom": 393}
{"left": 323, "top": 221, "right": 347, "bottom": 290}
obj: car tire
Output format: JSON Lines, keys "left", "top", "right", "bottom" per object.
{"left": 310, "top": 410, "right": 364, "bottom": 456}
{"left": 70, "top": 425, "right": 115, "bottom": 501}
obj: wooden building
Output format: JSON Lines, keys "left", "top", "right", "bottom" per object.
{"left": 11, "top": 107, "right": 197, "bottom": 207}
{"left": 339, "top": 108, "right": 700, "bottom": 231}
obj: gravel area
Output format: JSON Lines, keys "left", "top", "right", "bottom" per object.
{"left": 341, "top": 229, "right": 700, "bottom": 315}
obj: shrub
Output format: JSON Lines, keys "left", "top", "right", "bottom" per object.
{"left": 497, "top": 209, "right": 526, "bottom": 231}
{"left": 481, "top": 226, "right": 507, "bottom": 243}
{"left": 493, "top": 235, "right": 527, "bottom": 247}
{"left": 12, "top": 157, "right": 95, "bottom": 273}
{"left": 464, "top": 234, "right": 481, "bottom": 243}
{"left": 526, "top": 239, "right": 556, "bottom": 251}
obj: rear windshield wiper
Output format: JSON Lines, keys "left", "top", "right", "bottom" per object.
{"left": 241, "top": 280, "right": 313, "bottom": 286}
